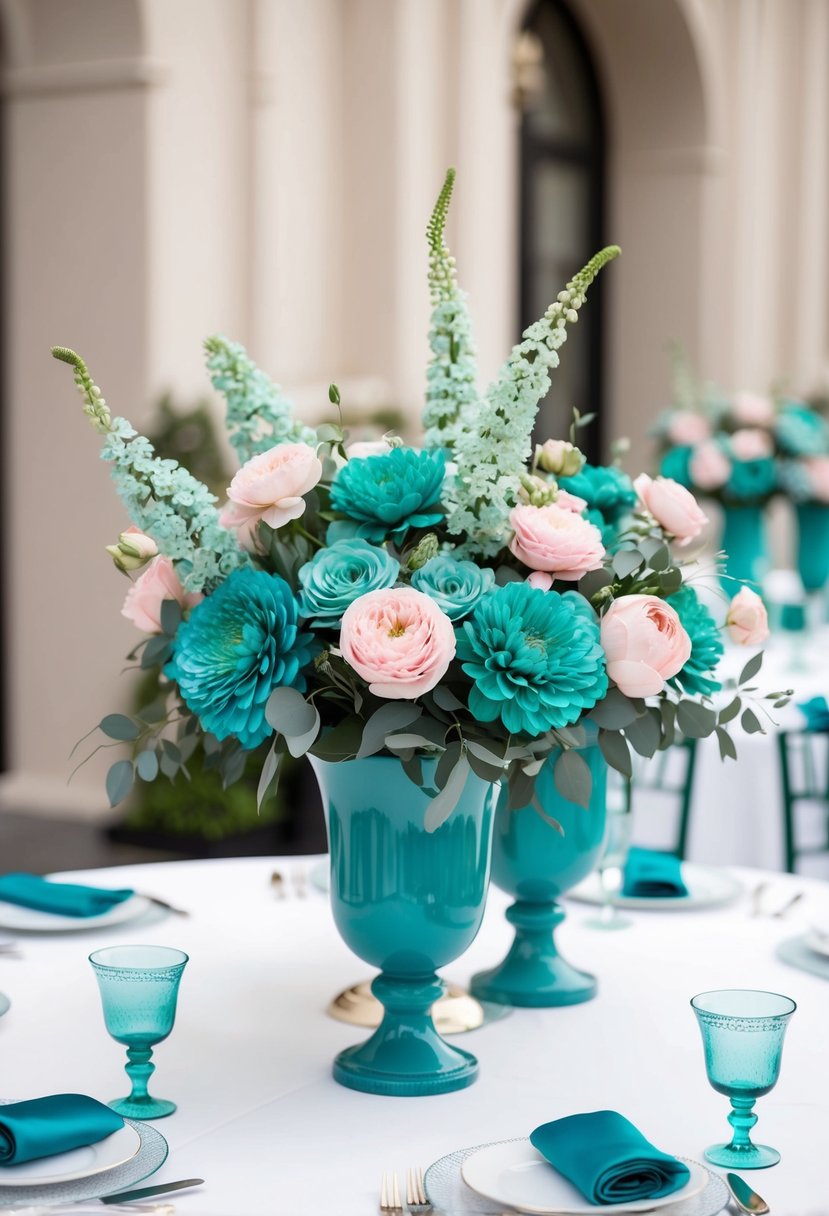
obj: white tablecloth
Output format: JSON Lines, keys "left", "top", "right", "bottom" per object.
{"left": 0, "top": 856, "right": 827, "bottom": 1214}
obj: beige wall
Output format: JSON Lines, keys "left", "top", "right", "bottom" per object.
{"left": 2, "top": 0, "right": 828, "bottom": 815}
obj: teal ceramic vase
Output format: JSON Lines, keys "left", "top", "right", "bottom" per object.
{"left": 469, "top": 745, "right": 607, "bottom": 1007}
{"left": 309, "top": 754, "right": 498, "bottom": 1097}
{"left": 720, "top": 504, "right": 768, "bottom": 590}
{"left": 795, "top": 502, "right": 829, "bottom": 594}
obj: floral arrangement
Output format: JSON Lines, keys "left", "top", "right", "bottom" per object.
{"left": 55, "top": 170, "right": 782, "bottom": 827}
{"left": 653, "top": 358, "right": 829, "bottom": 506}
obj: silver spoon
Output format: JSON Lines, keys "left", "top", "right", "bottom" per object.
{"left": 726, "top": 1171, "right": 770, "bottom": 1214}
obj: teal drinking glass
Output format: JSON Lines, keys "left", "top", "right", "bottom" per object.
{"left": 90, "top": 945, "right": 189, "bottom": 1119}
{"left": 691, "top": 988, "right": 796, "bottom": 1168}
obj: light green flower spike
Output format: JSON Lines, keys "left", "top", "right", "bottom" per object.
{"left": 51, "top": 346, "right": 113, "bottom": 434}
{"left": 445, "top": 244, "right": 621, "bottom": 557}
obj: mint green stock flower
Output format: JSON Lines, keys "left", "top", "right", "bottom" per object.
{"left": 298, "top": 539, "right": 399, "bottom": 627}
{"left": 411, "top": 556, "right": 495, "bottom": 621}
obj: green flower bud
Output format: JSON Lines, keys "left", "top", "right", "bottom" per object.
{"left": 536, "top": 439, "right": 585, "bottom": 477}
{"left": 407, "top": 533, "right": 440, "bottom": 571}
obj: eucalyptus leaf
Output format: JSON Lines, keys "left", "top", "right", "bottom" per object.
{"left": 676, "top": 700, "right": 718, "bottom": 738}
{"left": 467, "top": 751, "right": 506, "bottom": 785}
{"left": 257, "top": 746, "right": 281, "bottom": 811}
{"left": 385, "top": 733, "right": 443, "bottom": 753}
{"left": 598, "top": 729, "right": 632, "bottom": 779}
{"left": 658, "top": 568, "right": 683, "bottom": 594}
{"left": 495, "top": 566, "right": 524, "bottom": 585}
{"left": 265, "top": 687, "right": 318, "bottom": 738}
{"left": 716, "top": 726, "right": 737, "bottom": 760}
{"left": 285, "top": 705, "right": 320, "bottom": 758}
{"left": 106, "top": 760, "right": 134, "bottom": 807}
{"left": 718, "top": 696, "right": 742, "bottom": 725}
{"left": 508, "top": 766, "right": 536, "bottom": 811}
{"left": 317, "top": 422, "right": 345, "bottom": 443}
{"left": 613, "top": 549, "right": 643, "bottom": 579}
{"left": 553, "top": 749, "right": 592, "bottom": 808}
{"left": 466, "top": 740, "right": 508, "bottom": 769}
{"left": 100, "top": 714, "right": 140, "bottom": 742}
{"left": 741, "top": 707, "right": 764, "bottom": 734}
{"left": 357, "top": 703, "right": 423, "bottom": 759}
{"left": 424, "top": 755, "right": 470, "bottom": 833}
{"left": 624, "top": 709, "right": 662, "bottom": 758}
{"left": 739, "top": 652, "right": 763, "bottom": 685}
{"left": 136, "top": 749, "right": 159, "bottom": 782}
{"left": 401, "top": 753, "right": 424, "bottom": 790}
{"left": 141, "top": 636, "right": 172, "bottom": 670}
{"left": 309, "top": 718, "right": 364, "bottom": 761}
{"left": 431, "top": 686, "right": 465, "bottom": 713}
{"left": 648, "top": 545, "right": 671, "bottom": 572}
{"left": 589, "top": 688, "right": 642, "bottom": 730}
{"left": 578, "top": 567, "right": 614, "bottom": 598}
{"left": 159, "top": 751, "right": 179, "bottom": 779}
{"left": 220, "top": 746, "right": 247, "bottom": 788}
{"left": 160, "top": 598, "right": 182, "bottom": 637}
{"left": 435, "top": 742, "right": 463, "bottom": 791}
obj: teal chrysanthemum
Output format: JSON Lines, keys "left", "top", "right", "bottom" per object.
{"left": 411, "top": 555, "right": 495, "bottom": 621}
{"left": 298, "top": 539, "right": 399, "bottom": 627}
{"left": 456, "top": 583, "right": 608, "bottom": 736}
{"left": 667, "top": 585, "right": 723, "bottom": 697}
{"left": 167, "top": 568, "right": 315, "bottom": 749}
{"left": 774, "top": 402, "right": 829, "bottom": 457}
{"left": 659, "top": 446, "right": 693, "bottom": 488}
{"left": 330, "top": 448, "right": 446, "bottom": 544}
{"left": 558, "top": 462, "right": 638, "bottom": 523}
{"left": 725, "top": 455, "right": 776, "bottom": 502}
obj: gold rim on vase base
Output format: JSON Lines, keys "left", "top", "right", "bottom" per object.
{"left": 326, "top": 981, "right": 486, "bottom": 1034}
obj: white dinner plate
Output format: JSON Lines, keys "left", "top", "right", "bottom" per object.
{"left": 0, "top": 1124, "right": 140, "bottom": 1187}
{"left": 0, "top": 993, "right": 9, "bottom": 1018}
{"left": 460, "top": 1140, "right": 708, "bottom": 1215}
{"left": 0, "top": 893, "right": 151, "bottom": 933}
{"left": 567, "top": 864, "right": 744, "bottom": 911}
{"left": 805, "top": 925, "right": 829, "bottom": 958}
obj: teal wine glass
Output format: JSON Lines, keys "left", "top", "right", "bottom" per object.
{"left": 90, "top": 945, "right": 189, "bottom": 1119}
{"left": 691, "top": 988, "right": 796, "bottom": 1168}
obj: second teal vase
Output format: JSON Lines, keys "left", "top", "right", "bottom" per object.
{"left": 795, "top": 502, "right": 829, "bottom": 595}
{"left": 470, "top": 745, "right": 607, "bottom": 1007}
{"left": 309, "top": 754, "right": 497, "bottom": 1097}
{"left": 720, "top": 504, "right": 768, "bottom": 590}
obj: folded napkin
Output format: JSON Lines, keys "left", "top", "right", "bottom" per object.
{"left": 622, "top": 847, "right": 688, "bottom": 899}
{"left": 0, "top": 873, "right": 134, "bottom": 918}
{"left": 0, "top": 1094, "right": 124, "bottom": 1166}
{"left": 530, "top": 1110, "right": 690, "bottom": 1204}
{"left": 798, "top": 696, "right": 829, "bottom": 732}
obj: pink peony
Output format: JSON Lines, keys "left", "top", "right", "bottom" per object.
{"left": 732, "top": 391, "right": 775, "bottom": 427}
{"left": 600, "top": 594, "right": 692, "bottom": 697}
{"left": 220, "top": 443, "right": 322, "bottom": 550}
{"left": 805, "top": 457, "right": 829, "bottom": 503}
{"left": 509, "top": 504, "right": 604, "bottom": 580}
{"left": 667, "top": 411, "right": 711, "bottom": 446}
{"left": 689, "top": 440, "right": 731, "bottom": 491}
{"left": 555, "top": 489, "right": 589, "bottom": 513}
{"left": 634, "top": 473, "right": 708, "bottom": 544}
{"left": 730, "top": 428, "right": 773, "bottom": 461}
{"left": 122, "top": 556, "right": 202, "bottom": 634}
{"left": 726, "top": 587, "right": 769, "bottom": 646}
{"left": 339, "top": 587, "right": 456, "bottom": 699}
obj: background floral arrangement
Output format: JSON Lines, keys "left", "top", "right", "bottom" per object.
{"left": 653, "top": 356, "right": 829, "bottom": 506}
{"left": 55, "top": 170, "right": 782, "bottom": 827}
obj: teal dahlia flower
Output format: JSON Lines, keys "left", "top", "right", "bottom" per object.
{"left": 558, "top": 462, "right": 638, "bottom": 523}
{"left": 298, "top": 539, "right": 399, "bottom": 627}
{"left": 659, "top": 446, "right": 693, "bottom": 488}
{"left": 725, "top": 456, "right": 775, "bottom": 502}
{"left": 411, "top": 555, "right": 495, "bottom": 621}
{"left": 167, "top": 568, "right": 315, "bottom": 749}
{"left": 329, "top": 448, "right": 446, "bottom": 544}
{"left": 456, "top": 582, "right": 608, "bottom": 736}
{"left": 774, "top": 402, "right": 829, "bottom": 457}
{"left": 667, "top": 585, "right": 723, "bottom": 697}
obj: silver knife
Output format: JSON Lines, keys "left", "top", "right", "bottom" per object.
{"left": 725, "top": 1171, "right": 770, "bottom": 1214}
{"left": 140, "top": 894, "right": 190, "bottom": 918}
{"left": 100, "top": 1178, "right": 204, "bottom": 1204}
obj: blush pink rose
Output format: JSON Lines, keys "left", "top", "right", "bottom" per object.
{"left": 805, "top": 457, "right": 829, "bottom": 503}
{"left": 732, "top": 391, "right": 775, "bottom": 427}
{"left": 555, "top": 489, "right": 589, "bottom": 513}
{"left": 726, "top": 587, "right": 769, "bottom": 646}
{"left": 122, "top": 556, "right": 202, "bottom": 634}
{"left": 600, "top": 594, "right": 692, "bottom": 697}
{"left": 689, "top": 440, "right": 731, "bottom": 490}
{"left": 634, "top": 473, "right": 708, "bottom": 544}
{"left": 667, "top": 411, "right": 711, "bottom": 446}
{"left": 730, "top": 428, "right": 773, "bottom": 461}
{"left": 339, "top": 587, "right": 456, "bottom": 699}
{"left": 220, "top": 443, "right": 323, "bottom": 550}
{"left": 509, "top": 504, "right": 604, "bottom": 580}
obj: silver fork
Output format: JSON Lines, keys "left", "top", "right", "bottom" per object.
{"left": 407, "top": 1165, "right": 431, "bottom": 1212}
{"left": 380, "top": 1171, "right": 403, "bottom": 1213}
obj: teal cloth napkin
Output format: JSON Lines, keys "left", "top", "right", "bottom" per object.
{"left": 0, "top": 873, "right": 134, "bottom": 917}
{"left": 0, "top": 1094, "right": 124, "bottom": 1165}
{"left": 622, "top": 847, "right": 688, "bottom": 898}
{"left": 530, "top": 1110, "right": 691, "bottom": 1204}
{"left": 798, "top": 696, "right": 829, "bottom": 731}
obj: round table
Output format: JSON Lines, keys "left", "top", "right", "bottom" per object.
{"left": 0, "top": 856, "right": 826, "bottom": 1214}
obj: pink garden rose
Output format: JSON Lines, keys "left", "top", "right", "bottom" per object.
{"left": 732, "top": 391, "right": 775, "bottom": 427}
{"left": 689, "top": 440, "right": 731, "bottom": 490}
{"left": 730, "top": 428, "right": 773, "bottom": 461}
{"left": 122, "top": 556, "right": 202, "bottom": 634}
{"left": 667, "top": 411, "right": 711, "bottom": 446}
{"left": 726, "top": 587, "right": 769, "bottom": 646}
{"left": 509, "top": 504, "right": 604, "bottom": 580}
{"left": 555, "top": 489, "right": 589, "bottom": 513}
{"left": 600, "top": 594, "right": 692, "bottom": 697}
{"left": 220, "top": 443, "right": 323, "bottom": 550}
{"left": 634, "top": 473, "right": 708, "bottom": 544}
{"left": 805, "top": 457, "right": 829, "bottom": 503}
{"left": 339, "top": 587, "right": 456, "bottom": 699}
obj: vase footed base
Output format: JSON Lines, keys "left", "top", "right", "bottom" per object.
{"left": 108, "top": 1095, "right": 177, "bottom": 1120}
{"left": 333, "top": 1041, "right": 478, "bottom": 1097}
{"left": 703, "top": 1142, "right": 780, "bottom": 1169}
{"left": 470, "top": 954, "right": 596, "bottom": 1008}
{"left": 327, "top": 979, "right": 486, "bottom": 1034}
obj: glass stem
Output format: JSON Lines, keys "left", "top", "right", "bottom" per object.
{"left": 125, "top": 1044, "right": 155, "bottom": 1101}
{"left": 727, "top": 1096, "right": 758, "bottom": 1149}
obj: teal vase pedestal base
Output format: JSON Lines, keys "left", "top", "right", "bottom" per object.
{"left": 703, "top": 1143, "right": 779, "bottom": 1170}
{"left": 332, "top": 974, "right": 478, "bottom": 1096}
{"left": 470, "top": 900, "right": 596, "bottom": 1008}
{"left": 108, "top": 1095, "right": 177, "bottom": 1120}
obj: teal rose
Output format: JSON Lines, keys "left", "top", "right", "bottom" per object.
{"left": 298, "top": 539, "right": 399, "bottom": 627}
{"left": 410, "top": 555, "right": 495, "bottom": 621}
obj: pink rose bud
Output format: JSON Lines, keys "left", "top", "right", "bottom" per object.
{"left": 340, "top": 587, "right": 456, "bottom": 699}
{"left": 667, "top": 411, "right": 711, "bottom": 446}
{"left": 122, "top": 556, "right": 202, "bottom": 634}
{"left": 220, "top": 443, "right": 323, "bottom": 551}
{"left": 689, "top": 440, "right": 731, "bottom": 491}
{"left": 633, "top": 473, "right": 708, "bottom": 544}
{"left": 601, "top": 594, "right": 692, "bottom": 698}
{"left": 726, "top": 586, "right": 769, "bottom": 646}
{"left": 509, "top": 504, "right": 605, "bottom": 581}
{"left": 805, "top": 457, "right": 829, "bottom": 503}
{"left": 106, "top": 526, "right": 159, "bottom": 573}
{"left": 730, "top": 428, "right": 773, "bottom": 461}
{"left": 526, "top": 571, "right": 554, "bottom": 591}
{"left": 536, "top": 439, "right": 584, "bottom": 477}
{"left": 732, "top": 391, "right": 775, "bottom": 427}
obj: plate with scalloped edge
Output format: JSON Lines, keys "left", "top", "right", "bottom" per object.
{"left": 567, "top": 864, "right": 744, "bottom": 911}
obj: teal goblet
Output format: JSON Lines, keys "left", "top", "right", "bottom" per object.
{"left": 90, "top": 944, "right": 189, "bottom": 1119}
{"left": 691, "top": 988, "right": 796, "bottom": 1168}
